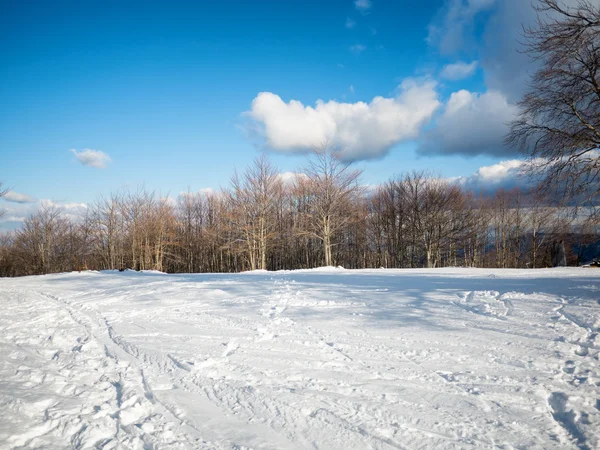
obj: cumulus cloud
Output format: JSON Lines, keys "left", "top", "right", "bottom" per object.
{"left": 70, "top": 148, "right": 112, "bottom": 169}
{"left": 440, "top": 61, "right": 478, "bottom": 80}
{"left": 418, "top": 89, "right": 519, "bottom": 156}
{"left": 349, "top": 44, "right": 366, "bottom": 54}
{"left": 454, "top": 159, "right": 536, "bottom": 195}
{"left": 2, "top": 190, "right": 36, "bottom": 204}
{"left": 354, "top": 0, "right": 372, "bottom": 12}
{"left": 245, "top": 79, "right": 441, "bottom": 161}
{"left": 345, "top": 17, "right": 356, "bottom": 29}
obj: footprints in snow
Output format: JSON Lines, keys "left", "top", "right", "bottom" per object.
{"left": 562, "top": 360, "right": 576, "bottom": 375}
{"left": 549, "top": 299, "right": 600, "bottom": 449}
{"left": 222, "top": 340, "right": 239, "bottom": 358}
{"left": 547, "top": 391, "right": 591, "bottom": 449}
{"left": 256, "top": 278, "right": 295, "bottom": 342}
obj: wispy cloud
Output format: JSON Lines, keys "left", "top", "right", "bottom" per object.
{"left": 440, "top": 61, "right": 478, "bottom": 80}
{"left": 349, "top": 44, "right": 366, "bottom": 54}
{"left": 179, "top": 188, "right": 214, "bottom": 198}
{"left": 2, "top": 190, "right": 36, "bottom": 204}
{"left": 427, "top": 0, "right": 495, "bottom": 56}
{"left": 354, "top": 0, "right": 372, "bottom": 12}
{"left": 427, "top": 0, "right": 558, "bottom": 102}
{"left": 70, "top": 148, "right": 112, "bottom": 169}
{"left": 345, "top": 17, "right": 356, "bottom": 29}
{"left": 0, "top": 199, "right": 88, "bottom": 229}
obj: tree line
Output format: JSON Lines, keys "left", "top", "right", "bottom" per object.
{"left": 0, "top": 150, "right": 597, "bottom": 277}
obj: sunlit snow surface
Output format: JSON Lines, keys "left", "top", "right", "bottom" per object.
{"left": 1, "top": 268, "right": 599, "bottom": 449}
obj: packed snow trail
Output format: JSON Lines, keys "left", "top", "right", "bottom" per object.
{"left": 0, "top": 268, "right": 599, "bottom": 449}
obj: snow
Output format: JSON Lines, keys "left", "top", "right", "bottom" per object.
{"left": 0, "top": 268, "right": 599, "bottom": 450}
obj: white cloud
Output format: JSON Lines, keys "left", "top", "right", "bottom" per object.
{"left": 354, "top": 0, "right": 372, "bottom": 12}
{"left": 41, "top": 200, "right": 88, "bottom": 222}
{"left": 474, "top": 159, "right": 524, "bottom": 180}
{"left": 349, "top": 44, "right": 366, "bottom": 54}
{"left": 0, "top": 200, "right": 88, "bottom": 229}
{"left": 70, "top": 148, "right": 112, "bottom": 169}
{"left": 419, "top": 89, "right": 519, "bottom": 156}
{"left": 246, "top": 78, "right": 441, "bottom": 161}
{"left": 440, "top": 61, "right": 478, "bottom": 80}
{"left": 2, "top": 190, "right": 36, "bottom": 204}
{"left": 0, "top": 202, "right": 37, "bottom": 225}
{"left": 349, "top": 85, "right": 355, "bottom": 94}
{"left": 277, "top": 172, "right": 308, "bottom": 186}
{"left": 345, "top": 17, "right": 356, "bottom": 29}
{"left": 454, "top": 159, "right": 536, "bottom": 195}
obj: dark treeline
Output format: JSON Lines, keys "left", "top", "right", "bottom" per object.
{"left": 0, "top": 150, "right": 597, "bottom": 277}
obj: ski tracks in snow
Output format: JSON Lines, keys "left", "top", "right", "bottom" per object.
{"left": 0, "top": 288, "right": 206, "bottom": 449}
{"left": 1, "top": 269, "right": 600, "bottom": 449}
{"left": 453, "top": 288, "right": 599, "bottom": 449}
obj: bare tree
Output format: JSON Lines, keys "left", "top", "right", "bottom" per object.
{"left": 90, "top": 193, "right": 124, "bottom": 270}
{"left": 507, "top": 0, "right": 600, "bottom": 209}
{"left": 302, "top": 146, "right": 363, "bottom": 267}
{"left": 13, "top": 204, "right": 70, "bottom": 274}
{"left": 227, "top": 155, "right": 282, "bottom": 270}
{"left": 0, "top": 232, "right": 15, "bottom": 276}
{"left": 524, "top": 191, "right": 556, "bottom": 267}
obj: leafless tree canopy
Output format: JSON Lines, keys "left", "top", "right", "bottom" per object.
{"left": 507, "top": 0, "right": 600, "bottom": 208}
{"left": 1, "top": 151, "right": 595, "bottom": 277}
{"left": 301, "top": 146, "right": 364, "bottom": 267}
{"left": 227, "top": 154, "right": 283, "bottom": 270}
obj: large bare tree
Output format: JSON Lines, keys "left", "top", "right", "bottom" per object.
{"left": 227, "top": 155, "right": 282, "bottom": 270}
{"left": 301, "top": 146, "right": 363, "bottom": 267}
{"left": 507, "top": 0, "right": 600, "bottom": 209}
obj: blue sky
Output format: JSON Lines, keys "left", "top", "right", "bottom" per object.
{"left": 1, "top": 0, "right": 545, "bottom": 227}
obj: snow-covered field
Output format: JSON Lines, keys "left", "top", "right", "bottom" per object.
{"left": 0, "top": 268, "right": 599, "bottom": 450}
